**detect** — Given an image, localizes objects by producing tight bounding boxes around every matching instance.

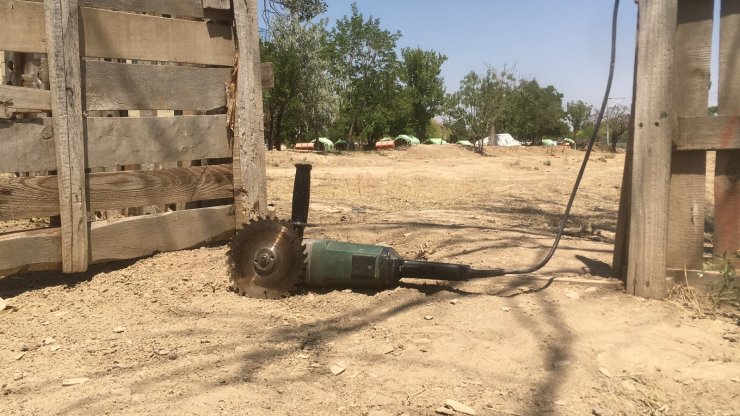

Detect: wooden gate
[613,0,739,298]
[0,0,271,276]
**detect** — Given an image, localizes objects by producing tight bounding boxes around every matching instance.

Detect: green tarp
[456,140,474,147]
[394,134,421,146]
[311,137,335,151]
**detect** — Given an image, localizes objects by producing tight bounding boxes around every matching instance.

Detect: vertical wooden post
[612,7,641,281]
[44,0,89,273]
[666,0,714,272]
[232,0,267,226]
[714,0,740,264]
[626,0,678,298]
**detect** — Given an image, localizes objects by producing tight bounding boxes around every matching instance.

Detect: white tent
[477,133,522,147]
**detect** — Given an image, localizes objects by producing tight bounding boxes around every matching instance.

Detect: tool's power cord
[470,0,621,279]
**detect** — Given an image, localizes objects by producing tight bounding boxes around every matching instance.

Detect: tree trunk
[489,122,497,145]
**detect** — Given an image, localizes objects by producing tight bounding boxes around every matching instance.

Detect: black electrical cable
[470,0,620,279]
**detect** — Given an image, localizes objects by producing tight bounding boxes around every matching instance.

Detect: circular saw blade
[228,217,305,299]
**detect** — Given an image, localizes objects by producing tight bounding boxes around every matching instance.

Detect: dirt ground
[1,146,738,416]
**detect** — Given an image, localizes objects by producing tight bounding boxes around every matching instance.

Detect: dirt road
[1,146,737,415]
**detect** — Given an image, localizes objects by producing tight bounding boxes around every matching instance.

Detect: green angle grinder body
[302,239,471,290]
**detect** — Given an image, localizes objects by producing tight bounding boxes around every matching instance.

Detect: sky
[263,0,721,109]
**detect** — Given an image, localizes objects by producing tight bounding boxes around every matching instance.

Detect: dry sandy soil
[1,146,738,416]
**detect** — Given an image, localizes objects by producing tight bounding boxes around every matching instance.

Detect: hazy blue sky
[263,1,721,108]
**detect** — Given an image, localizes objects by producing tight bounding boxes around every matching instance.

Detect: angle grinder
[228,163,469,298]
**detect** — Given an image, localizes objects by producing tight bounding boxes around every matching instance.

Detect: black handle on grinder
[291,164,312,238]
[399,260,470,281]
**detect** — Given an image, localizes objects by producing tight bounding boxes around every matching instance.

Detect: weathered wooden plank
[0,0,46,53]
[626,0,678,299]
[85,115,232,167]
[714,0,740,264]
[612,7,641,282]
[666,0,713,273]
[675,115,739,150]
[0,165,233,219]
[0,118,55,173]
[0,205,234,276]
[203,0,230,9]
[259,62,274,89]
[79,7,234,65]
[0,227,62,277]
[88,164,234,210]
[79,0,205,17]
[45,0,89,273]
[0,115,230,172]
[83,60,230,111]
[232,0,267,226]
[0,85,52,117]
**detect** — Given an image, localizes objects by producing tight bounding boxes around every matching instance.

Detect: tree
[455,67,516,140]
[605,103,630,151]
[399,47,447,140]
[440,92,471,140]
[565,100,592,137]
[261,14,335,149]
[499,79,567,143]
[263,0,327,21]
[326,3,402,145]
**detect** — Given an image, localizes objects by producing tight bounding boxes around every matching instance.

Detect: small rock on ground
[435,406,454,415]
[62,377,90,386]
[330,361,346,375]
[445,399,477,415]
[592,407,614,416]
[111,386,132,396]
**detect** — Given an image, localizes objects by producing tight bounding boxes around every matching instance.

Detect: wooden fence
[0,0,272,276]
[613,0,739,298]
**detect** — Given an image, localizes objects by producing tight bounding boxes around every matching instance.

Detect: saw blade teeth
[228,217,305,299]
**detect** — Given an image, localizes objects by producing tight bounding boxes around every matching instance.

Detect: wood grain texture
[0,205,235,277]
[79,0,205,17]
[0,227,62,277]
[676,115,739,150]
[232,0,267,226]
[85,115,232,167]
[0,85,52,117]
[626,0,678,299]
[44,0,89,273]
[714,0,740,263]
[666,0,713,272]
[0,115,230,172]
[202,0,230,9]
[83,60,230,111]
[0,118,56,173]
[0,0,46,53]
[612,8,641,282]
[0,165,233,219]
[79,7,235,65]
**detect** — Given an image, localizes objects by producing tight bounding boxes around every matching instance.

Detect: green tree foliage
[399,47,447,140]
[261,14,335,149]
[565,100,592,137]
[499,79,567,144]
[263,0,327,21]
[326,3,403,145]
[454,67,516,139]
